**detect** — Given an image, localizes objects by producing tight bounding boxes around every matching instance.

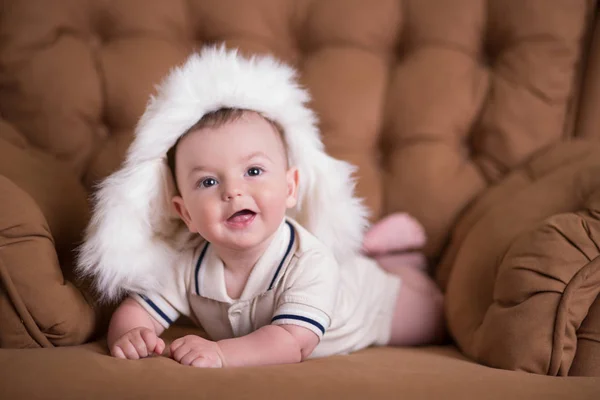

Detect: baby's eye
[246,167,263,177]
[199,177,218,188]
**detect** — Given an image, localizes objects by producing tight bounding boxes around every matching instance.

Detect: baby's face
[172,112,298,251]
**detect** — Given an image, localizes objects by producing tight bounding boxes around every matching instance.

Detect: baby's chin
[216,226,281,252]
[210,239,268,257]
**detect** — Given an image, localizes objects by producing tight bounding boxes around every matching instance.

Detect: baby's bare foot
[362,213,427,255]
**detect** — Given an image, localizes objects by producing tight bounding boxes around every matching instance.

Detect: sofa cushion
[0,123,103,348]
[440,140,600,376]
[0,0,595,260]
[0,121,90,265]
[0,174,101,348]
[576,7,600,141]
[570,293,600,376]
[1,325,600,399]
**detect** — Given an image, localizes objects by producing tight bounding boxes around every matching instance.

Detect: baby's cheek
[192,200,220,228]
[258,186,287,209]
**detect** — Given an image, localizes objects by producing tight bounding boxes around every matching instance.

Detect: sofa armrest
[0,118,90,261]
[481,210,600,375]
[441,140,600,376]
[0,175,98,347]
[0,119,104,348]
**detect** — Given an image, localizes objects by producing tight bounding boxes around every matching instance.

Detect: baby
[79,48,445,368]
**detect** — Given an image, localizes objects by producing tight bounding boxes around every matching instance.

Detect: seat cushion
[1,325,599,399]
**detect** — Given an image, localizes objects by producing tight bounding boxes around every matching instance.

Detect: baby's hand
[110,327,165,360]
[170,335,225,368]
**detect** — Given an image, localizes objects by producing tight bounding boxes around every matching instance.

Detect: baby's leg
[375,255,446,346]
[374,252,428,272]
[363,213,427,255]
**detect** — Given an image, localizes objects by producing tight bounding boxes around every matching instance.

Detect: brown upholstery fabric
[1,325,599,400]
[571,296,600,376]
[440,140,600,375]
[576,8,600,140]
[0,121,101,347]
[0,121,90,262]
[0,175,97,347]
[0,0,593,258]
[1,0,600,397]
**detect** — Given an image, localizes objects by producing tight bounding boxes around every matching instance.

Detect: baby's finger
[191,356,214,368]
[172,345,193,363]
[130,333,149,358]
[140,329,158,354]
[154,338,166,355]
[111,345,126,359]
[170,337,185,354]
[180,350,201,366]
[121,341,141,360]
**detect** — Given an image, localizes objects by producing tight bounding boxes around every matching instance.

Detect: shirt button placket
[228,305,243,337]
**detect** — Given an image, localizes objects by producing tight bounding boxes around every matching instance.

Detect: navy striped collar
[193,220,295,302]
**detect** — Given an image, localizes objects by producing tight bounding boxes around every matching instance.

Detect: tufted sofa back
[0,0,597,261]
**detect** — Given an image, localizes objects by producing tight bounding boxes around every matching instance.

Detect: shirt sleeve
[271,250,339,340]
[130,292,181,329]
[130,247,195,329]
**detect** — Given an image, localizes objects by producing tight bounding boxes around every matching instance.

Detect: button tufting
[89,35,103,50]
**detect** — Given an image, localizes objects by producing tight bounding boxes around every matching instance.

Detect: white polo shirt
[132,218,401,358]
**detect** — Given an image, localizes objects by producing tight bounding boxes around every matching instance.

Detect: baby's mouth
[227,209,256,223]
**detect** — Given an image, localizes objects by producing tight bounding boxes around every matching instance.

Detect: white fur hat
[77,46,369,301]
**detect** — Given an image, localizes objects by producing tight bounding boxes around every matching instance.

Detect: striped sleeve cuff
[130,293,180,329]
[271,303,330,340]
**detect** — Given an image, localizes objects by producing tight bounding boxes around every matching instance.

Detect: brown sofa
[1,0,600,398]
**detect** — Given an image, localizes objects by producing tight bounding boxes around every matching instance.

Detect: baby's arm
[221,324,318,365]
[107,297,166,359]
[170,324,318,367]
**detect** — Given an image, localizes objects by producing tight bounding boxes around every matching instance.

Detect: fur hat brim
[77,46,369,302]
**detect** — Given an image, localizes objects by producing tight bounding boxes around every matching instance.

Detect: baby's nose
[222,184,243,201]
